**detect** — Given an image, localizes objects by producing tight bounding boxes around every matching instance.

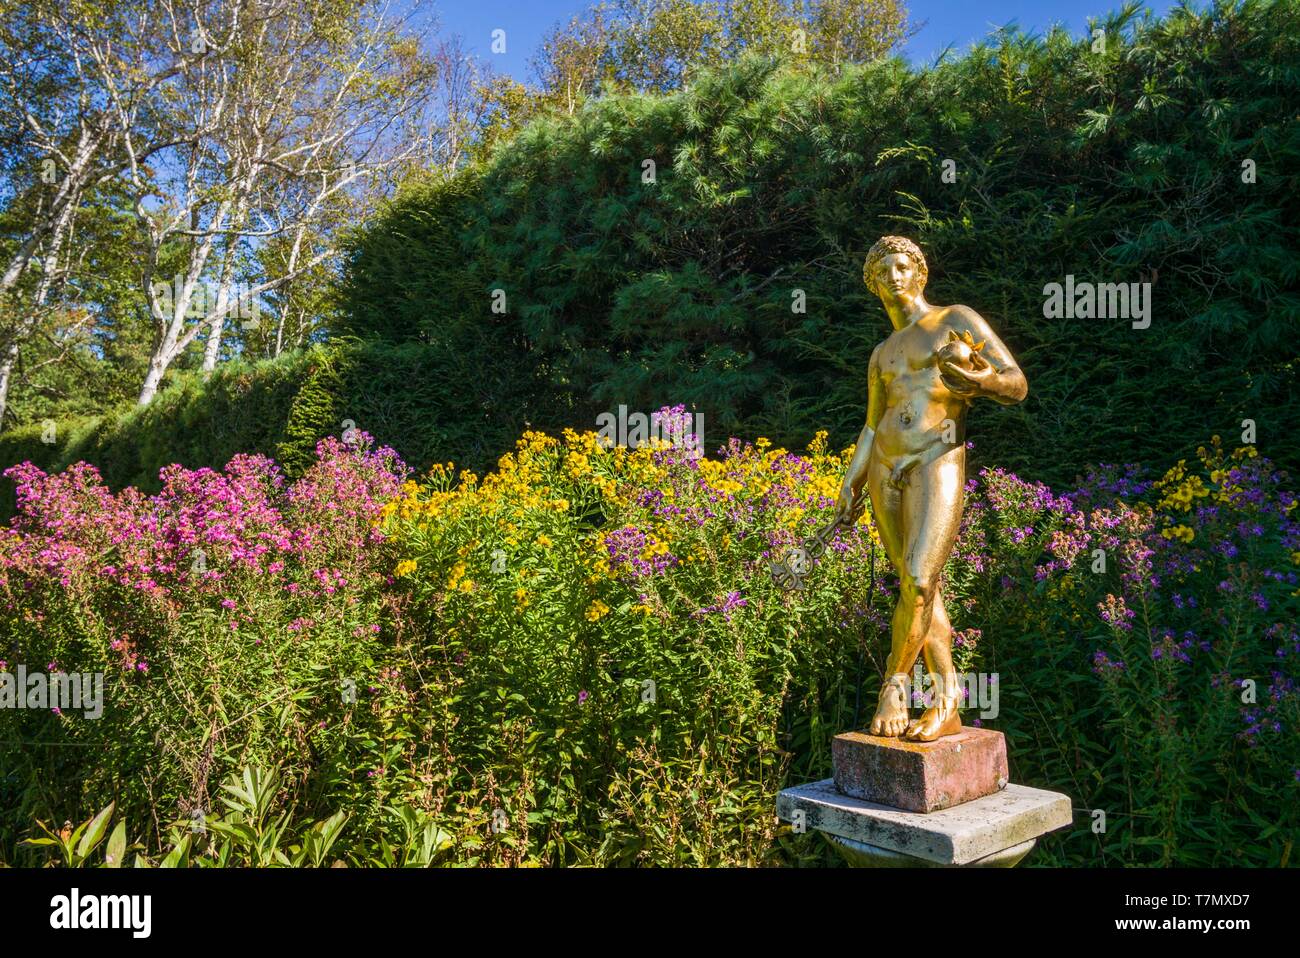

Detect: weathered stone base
[777,778,1072,866]
[832,727,1009,813]
[825,834,1037,868]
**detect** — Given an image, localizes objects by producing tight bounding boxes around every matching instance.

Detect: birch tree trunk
[0,182,81,425]
[201,228,241,374]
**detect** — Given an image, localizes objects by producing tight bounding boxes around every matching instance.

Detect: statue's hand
[939,359,994,398]
[833,484,863,526]
[888,455,920,490]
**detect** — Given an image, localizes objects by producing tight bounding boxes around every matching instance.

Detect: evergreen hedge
[0,337,557,512]
[338,0,1300,488]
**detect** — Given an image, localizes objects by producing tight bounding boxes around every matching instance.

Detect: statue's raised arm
[932,305,1028,406]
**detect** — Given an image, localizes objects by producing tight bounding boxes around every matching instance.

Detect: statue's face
[873,252,923,303]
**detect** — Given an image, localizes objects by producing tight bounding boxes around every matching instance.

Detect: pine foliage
[343,0,1300,485]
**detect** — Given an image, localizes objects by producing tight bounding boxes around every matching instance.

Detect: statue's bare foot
[902,698,961,742]
[869,676,910,737]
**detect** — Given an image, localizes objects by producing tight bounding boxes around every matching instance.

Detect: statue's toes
[905,715,934,741]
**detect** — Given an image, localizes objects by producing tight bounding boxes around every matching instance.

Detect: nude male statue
[832,236,1028,742]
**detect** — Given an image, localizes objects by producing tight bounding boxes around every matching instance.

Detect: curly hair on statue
[863,235,928,297]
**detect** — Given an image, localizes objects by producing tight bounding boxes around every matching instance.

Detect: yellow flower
[537,534,553,549]
[638,536,669,560]
[585,599,610,622]
[394,559,417,577]
[514,587,530,608]
[565,452,591,478]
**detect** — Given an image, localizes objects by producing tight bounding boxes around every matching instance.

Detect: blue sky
[433,0,1183,82]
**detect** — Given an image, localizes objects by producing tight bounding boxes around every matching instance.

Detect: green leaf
[104,821,127,868]
[77,803,115,860]
[160,835,191,868]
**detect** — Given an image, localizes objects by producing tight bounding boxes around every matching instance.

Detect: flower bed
[1,416,1295,866]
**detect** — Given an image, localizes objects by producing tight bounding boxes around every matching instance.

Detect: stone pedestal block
[832,727,1009,813]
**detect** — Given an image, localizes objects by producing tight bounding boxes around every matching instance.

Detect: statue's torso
[872,306,972,463]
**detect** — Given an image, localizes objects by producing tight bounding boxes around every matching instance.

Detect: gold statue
[833,237,1027,742]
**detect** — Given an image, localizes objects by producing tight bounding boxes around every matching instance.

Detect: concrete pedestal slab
[777,777,1072,866]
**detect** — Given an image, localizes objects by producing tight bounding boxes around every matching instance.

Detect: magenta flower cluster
[0,434,407,666]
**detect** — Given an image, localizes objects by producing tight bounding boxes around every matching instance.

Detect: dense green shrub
[0,351,327,496]
[342,0,1300,489]
[0,338,554,512]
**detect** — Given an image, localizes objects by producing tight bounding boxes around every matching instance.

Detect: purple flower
[1092,651,1126,676]
[1098,594,1135,631]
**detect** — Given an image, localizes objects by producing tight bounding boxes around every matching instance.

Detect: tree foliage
[481,0,913,149]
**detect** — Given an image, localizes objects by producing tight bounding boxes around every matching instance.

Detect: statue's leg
[865,455,911,737]
[899,447,965,742]
[906,588,961,740]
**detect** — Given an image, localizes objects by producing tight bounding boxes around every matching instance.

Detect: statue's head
[863,235,928,302]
